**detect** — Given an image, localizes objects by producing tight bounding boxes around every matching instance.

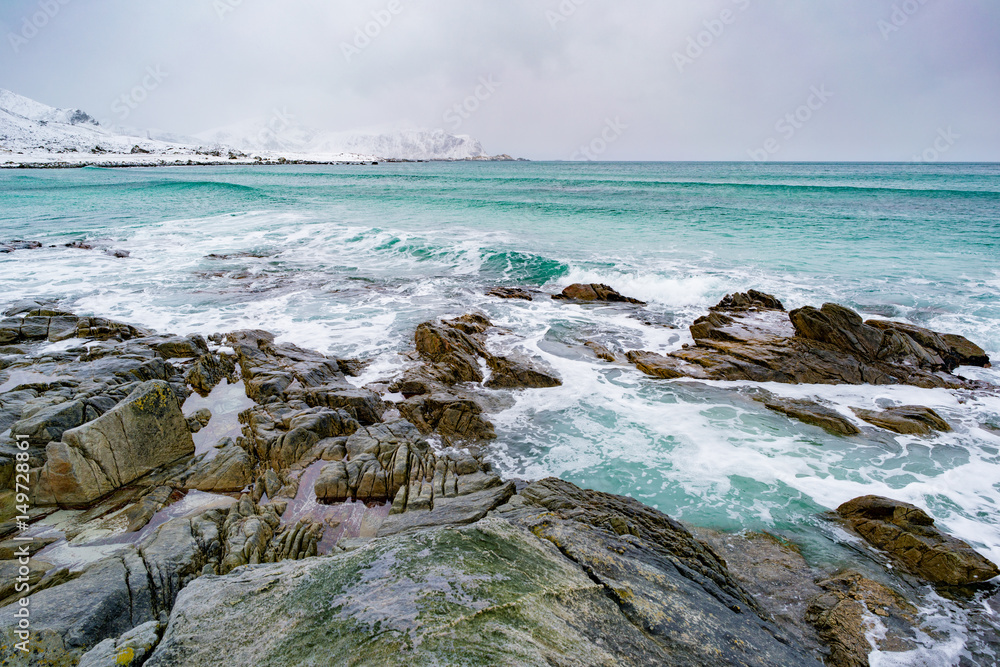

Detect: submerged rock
[837,495,1000,586]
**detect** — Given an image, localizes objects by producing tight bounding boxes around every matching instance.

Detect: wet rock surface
[850,405,952,435]
[837,495,1000,586]
[753,391,861,436]
[144,508,820,667]
[806,570,919,667]
[552,282,646,304]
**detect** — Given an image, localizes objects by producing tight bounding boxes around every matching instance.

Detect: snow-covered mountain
[196,118,499,161]
[0,89,515,165]
[0,88,190,155]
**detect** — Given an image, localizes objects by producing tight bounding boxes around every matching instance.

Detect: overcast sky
[1,0,998,161]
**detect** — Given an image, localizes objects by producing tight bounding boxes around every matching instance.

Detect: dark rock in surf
[628,294,991,389]
[486,286,534,300]
[585,340,620,362]
[753,393,860,436]
[806,571,919,667]
[850,405,951,435]
[837,495,1000,586]
[711,290,785,312]
[553,283,646,305]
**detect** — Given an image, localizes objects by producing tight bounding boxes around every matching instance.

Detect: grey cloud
[0,0,997,160]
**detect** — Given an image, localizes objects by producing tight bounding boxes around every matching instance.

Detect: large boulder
[144,515,819,666]
[837,495,999,586]
[35,380,195,507]
[182,443,254,493]
[492,478,823,665]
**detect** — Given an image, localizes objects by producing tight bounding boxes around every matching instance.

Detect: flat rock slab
[837,495,999,586]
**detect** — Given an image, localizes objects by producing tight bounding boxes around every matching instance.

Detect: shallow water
[2,162,999,661]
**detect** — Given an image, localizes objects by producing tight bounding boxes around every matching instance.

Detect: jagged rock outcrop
[0,312,149,345]
[300,386,385,424]
[711,289,785,312]
[315,419,430,504]
[184,352,235,396]
[218,494,282,573]
[312,418,511,534]
[837,495,999,586]
[34,380,195,507]
[850,405,951,435]
[552,283,646,304]
[629,293,991,388]
[391,313,560,443]
[238,403,358,470]
[226,330,358,405]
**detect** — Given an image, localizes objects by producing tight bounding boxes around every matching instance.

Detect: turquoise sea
[2,162,1000,662]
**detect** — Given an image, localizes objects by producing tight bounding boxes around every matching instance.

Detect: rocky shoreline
[0,287,997,665]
